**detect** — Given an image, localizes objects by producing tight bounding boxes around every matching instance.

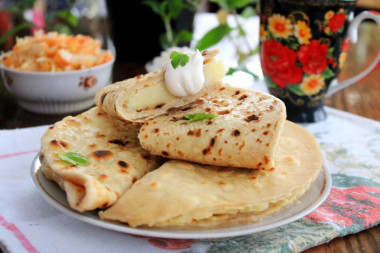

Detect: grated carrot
[0,30,113,72]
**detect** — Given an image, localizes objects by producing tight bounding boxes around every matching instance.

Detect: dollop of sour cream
[163,50,205,97]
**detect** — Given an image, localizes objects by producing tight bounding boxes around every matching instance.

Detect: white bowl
[0,58,115,114]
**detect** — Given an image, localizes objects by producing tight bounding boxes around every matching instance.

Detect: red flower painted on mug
[260,39,303,88]
[342,38,350,52]
[149,238,193,250]
[306,186,380,227]
[329,13,346,32]
[297,40,329,75]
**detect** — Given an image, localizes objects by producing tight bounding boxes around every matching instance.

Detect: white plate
[30,154,332,239]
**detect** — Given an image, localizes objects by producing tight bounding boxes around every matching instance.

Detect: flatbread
[40,107,163,212]
[94,50,224,122]
[99,121,323,228]
[138,86,286,170]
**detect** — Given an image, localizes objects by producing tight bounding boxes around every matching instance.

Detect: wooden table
[0,22,379,253]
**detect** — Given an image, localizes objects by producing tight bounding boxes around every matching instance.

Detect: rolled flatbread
[99,121,323,228]
[40,107,163,212]
[94,50,225,122]
[138,86,286,170]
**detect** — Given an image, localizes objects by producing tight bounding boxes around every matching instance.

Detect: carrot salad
[1,31,113,72]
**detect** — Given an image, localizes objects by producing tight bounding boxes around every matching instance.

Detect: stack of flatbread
[40,50,323,229]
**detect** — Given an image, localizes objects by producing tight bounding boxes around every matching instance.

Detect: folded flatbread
[138,86,286,170]
[99,121,323,228]
[40,107,163,212]
[94,50,225,122]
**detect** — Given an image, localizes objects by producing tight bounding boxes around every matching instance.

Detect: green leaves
[322,67,335,79]
[195,24,232,51]
[170,51,190,69]
[58,152,90,166]
[211,0,253,9]
[327,47,334,58]
[159,30,193,49]
[56,9,79,27]
[226,66,259,80]
[143,0,193,49]
[185,113,217,123]
[0,22,34,46]
[287,84,304,96]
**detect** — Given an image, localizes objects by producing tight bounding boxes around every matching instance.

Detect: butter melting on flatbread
[40,107,163,212]
[99,121,323,228]
[139,86,286,170]
[94,50,225,122]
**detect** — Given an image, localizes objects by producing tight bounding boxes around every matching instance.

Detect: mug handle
[326,11,380,97]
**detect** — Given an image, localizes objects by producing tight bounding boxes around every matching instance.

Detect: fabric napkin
[0,107,379,253]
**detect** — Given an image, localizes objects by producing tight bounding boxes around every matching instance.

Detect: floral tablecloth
[0,106,379,253]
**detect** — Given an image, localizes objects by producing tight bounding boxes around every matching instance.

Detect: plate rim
[30,153,332,239]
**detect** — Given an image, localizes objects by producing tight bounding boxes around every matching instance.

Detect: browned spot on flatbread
[202,147,211,155]
[101,202,109,208]
[179,161,191,167]
[50,139,68,148]
[239,140,246,150]
[219,87,226,91]
[150,182,158,187]
[177,150,184,156]
[263,131,269,135]
[217,128,225,133]
[153,128,159,133]
[118,160,129,168]
[155,103,165,109]
[187,129,202,137]
[210,136,217,147]
[218,148,223,156]
[132,177,138,183]
[231,130,240,137]
[250,176,257,180]
[239,94,248,100]
[217,110,231,115]
[108,139,129,146]
[233,90,241,96]
[91,150,113,159]
[141,154,151,162]
[98,174,108,181]
[96,133,105,138]
[218,181,227,186]
[264,156,269,164]
[100,92,108,105]
[181,106,193,111]
[162,151,169,156]
[88,144,97,149]
[119,168,128,174]
[205,108,211,112]
[245,114,259,122]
